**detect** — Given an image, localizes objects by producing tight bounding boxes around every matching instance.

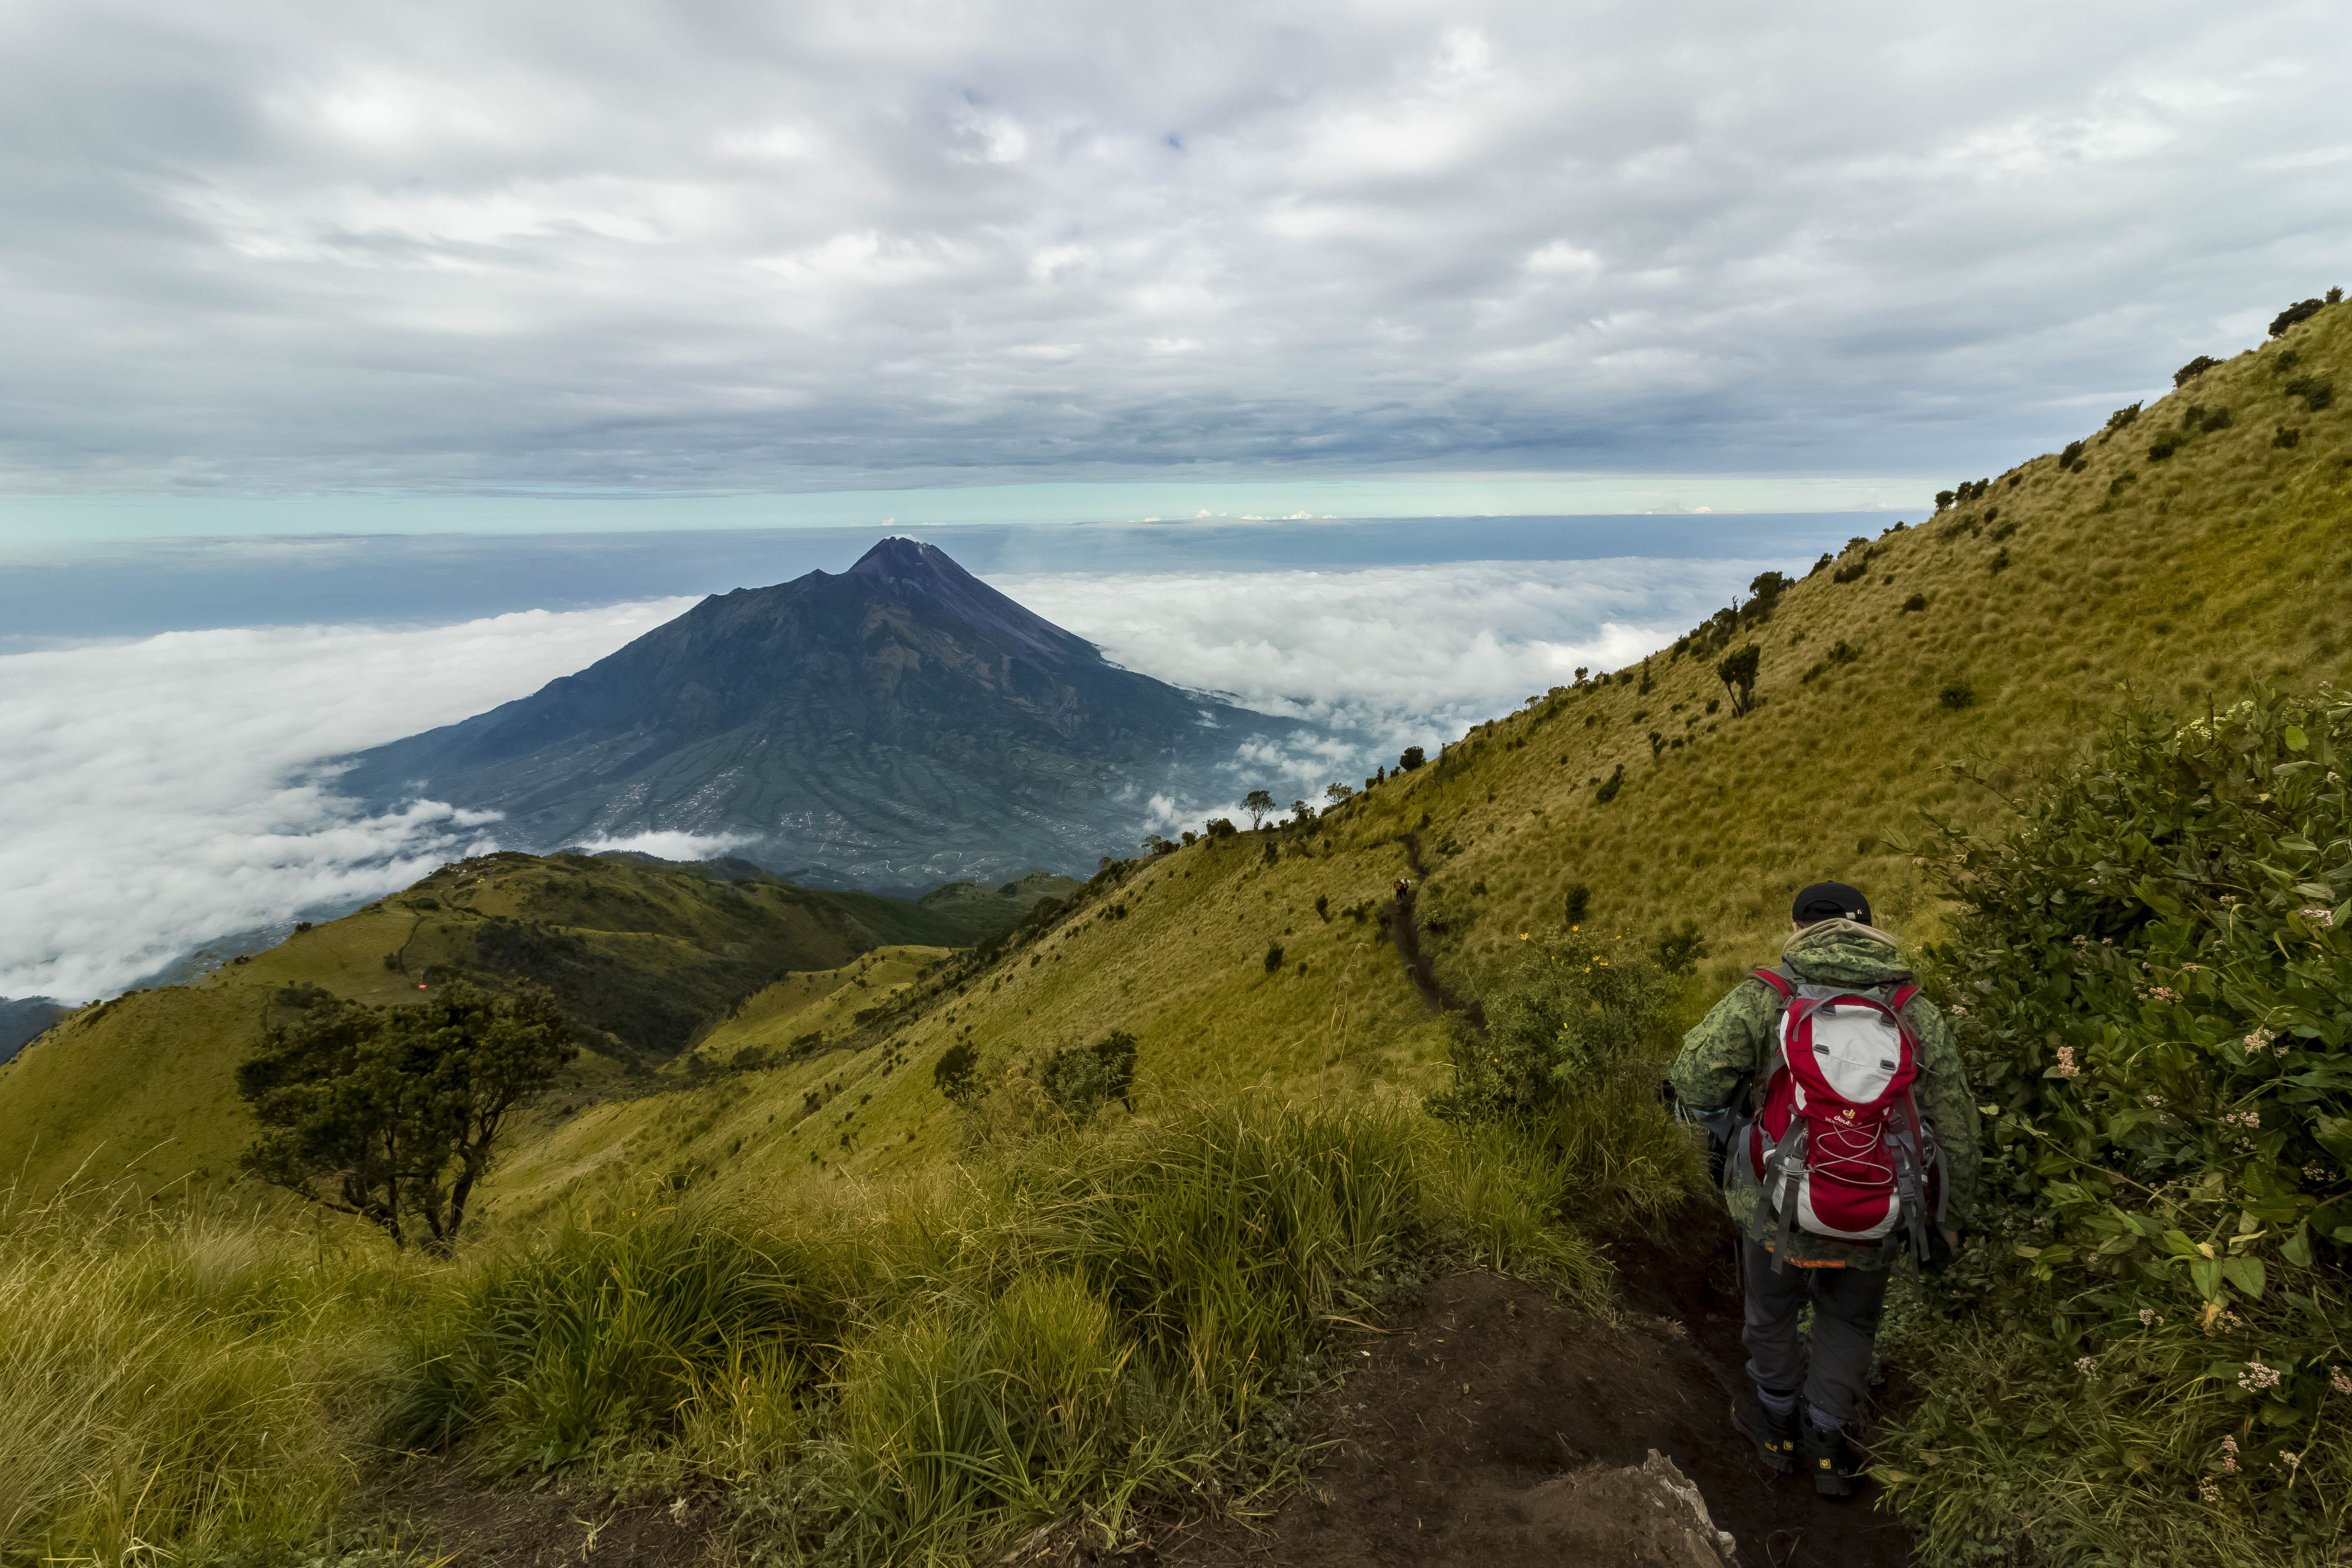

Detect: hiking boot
[1802,1419,1865,1499]
[1731,1392,1798,1474]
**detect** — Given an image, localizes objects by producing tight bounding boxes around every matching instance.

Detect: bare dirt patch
[373,1461,722,1568]
[1161,1208,1913,1568]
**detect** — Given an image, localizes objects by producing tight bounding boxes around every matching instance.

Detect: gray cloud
[2,1,2343,501]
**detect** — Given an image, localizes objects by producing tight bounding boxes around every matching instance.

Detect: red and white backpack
[1738,965,1943,1269]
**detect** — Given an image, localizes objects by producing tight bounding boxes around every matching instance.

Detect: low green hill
[0,852,1006,1195]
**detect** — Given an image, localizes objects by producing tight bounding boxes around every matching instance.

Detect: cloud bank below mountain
[1,556,1759,999]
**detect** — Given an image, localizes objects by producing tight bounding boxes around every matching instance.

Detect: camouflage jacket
[1669,919,1980,1270]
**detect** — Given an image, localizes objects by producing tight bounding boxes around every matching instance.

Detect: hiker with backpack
[1667,882,1978,1499]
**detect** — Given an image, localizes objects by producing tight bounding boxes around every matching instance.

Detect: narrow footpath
[1387,832,1485,1027]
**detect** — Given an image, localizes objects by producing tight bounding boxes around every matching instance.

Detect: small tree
[1203,817,1237,840]
[1325,781,1355,805]
[1398,746,1427,771]
[1242,789,1277,830]
[934,1042,982,1105]
[2173,355,2220,387]
[1715,643,1761,716]
[1289,798,1315,824]
[1564,884,1592,925]
[238,982,576,1255]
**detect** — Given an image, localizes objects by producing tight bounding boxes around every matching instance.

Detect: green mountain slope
[7,296,2347,1221]
[361,293,2352,1223]
[0,852,1014,1194]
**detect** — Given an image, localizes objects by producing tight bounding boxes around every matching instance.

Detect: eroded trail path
[1387,833,1484,1026]
[1161,1205,1913,1568]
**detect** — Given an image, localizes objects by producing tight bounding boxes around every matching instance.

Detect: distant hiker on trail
[1668,882,1979,1500]
[1394,877,1411,900]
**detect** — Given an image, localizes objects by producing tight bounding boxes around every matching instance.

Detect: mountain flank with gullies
[337,537,1307,889]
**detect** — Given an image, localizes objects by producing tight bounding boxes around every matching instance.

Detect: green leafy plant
[1425,927,1675,1127]
[1883,687,2352,1558]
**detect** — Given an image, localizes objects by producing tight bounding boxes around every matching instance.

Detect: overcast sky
[1,0,2344,535]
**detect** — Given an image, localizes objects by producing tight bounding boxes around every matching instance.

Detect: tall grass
[0,1184,419,1565]
[4,1093,1618,1568]
[374,1094,1608,1562]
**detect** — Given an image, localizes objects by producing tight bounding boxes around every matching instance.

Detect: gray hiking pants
[1739,1237,1890,1430]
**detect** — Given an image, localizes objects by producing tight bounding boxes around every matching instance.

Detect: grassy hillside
[9,297,2346,1223]
[2,292,2346,1568]
[0,852,1018,1196]
[545,290,2352,1213]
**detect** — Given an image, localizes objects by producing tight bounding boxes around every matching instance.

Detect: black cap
[1793,881,1871,927]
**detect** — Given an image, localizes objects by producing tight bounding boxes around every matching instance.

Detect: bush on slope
[1883,686,2352,1564]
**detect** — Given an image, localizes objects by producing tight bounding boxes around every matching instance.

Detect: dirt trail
[1161,1204,1913,1568]
[1388,833,1485,1026]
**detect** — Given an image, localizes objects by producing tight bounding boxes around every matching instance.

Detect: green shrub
[1034,1032,1138,1123]
[1904,593,1929,612]
[1652,919,1708,975]
[2175,355,2221,386]
[1425,927,1675,1127]
[2284,374,2335,413]
[383,1209,837,1471]
[1939,683,1977,710]
[2270,298,2325,337]
[1594,763,1624,804]
[1883,688,2352,1561]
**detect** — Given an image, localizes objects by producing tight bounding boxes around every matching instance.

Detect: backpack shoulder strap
[1750,965,1797,1000]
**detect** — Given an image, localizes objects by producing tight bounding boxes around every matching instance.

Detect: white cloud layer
[0,557,1752,999]
[0,600,692,1001]
[1,2,2345,501]
[1000,556,1762,818]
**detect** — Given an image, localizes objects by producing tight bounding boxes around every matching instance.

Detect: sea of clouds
[0,557,1761,1001]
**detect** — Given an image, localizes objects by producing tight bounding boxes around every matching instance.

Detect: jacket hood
[1779,918,1915,987]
